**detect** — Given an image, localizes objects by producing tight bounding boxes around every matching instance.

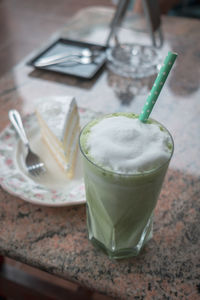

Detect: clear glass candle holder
[106,44,161,102]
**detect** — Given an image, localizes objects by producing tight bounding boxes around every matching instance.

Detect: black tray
[28,38,107,79]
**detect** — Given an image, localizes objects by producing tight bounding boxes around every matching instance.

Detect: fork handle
[8,110,29,147]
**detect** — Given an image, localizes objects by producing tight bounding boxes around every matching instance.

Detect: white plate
[0,108,100,206]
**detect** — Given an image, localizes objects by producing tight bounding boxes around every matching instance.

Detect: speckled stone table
[0,7,200,300]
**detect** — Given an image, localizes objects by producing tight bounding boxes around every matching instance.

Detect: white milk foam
[86,116,172,173]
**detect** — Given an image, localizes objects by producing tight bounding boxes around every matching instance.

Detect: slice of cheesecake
[36,96,80,179]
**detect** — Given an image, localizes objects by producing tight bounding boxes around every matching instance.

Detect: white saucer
[0,108,100,206]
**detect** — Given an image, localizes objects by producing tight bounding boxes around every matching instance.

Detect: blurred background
[0,0,200,77]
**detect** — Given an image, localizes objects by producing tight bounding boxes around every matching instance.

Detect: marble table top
[0,7,200,300]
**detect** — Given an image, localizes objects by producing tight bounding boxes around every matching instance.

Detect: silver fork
[8,109,46,177]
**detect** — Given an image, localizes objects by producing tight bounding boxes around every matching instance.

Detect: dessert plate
[0,108,99,207]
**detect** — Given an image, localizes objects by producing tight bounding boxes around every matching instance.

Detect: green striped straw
[139,51,177,123]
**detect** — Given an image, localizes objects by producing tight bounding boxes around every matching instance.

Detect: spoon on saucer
[35,48,98,67]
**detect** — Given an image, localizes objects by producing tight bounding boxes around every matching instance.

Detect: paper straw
[139,51,177,123]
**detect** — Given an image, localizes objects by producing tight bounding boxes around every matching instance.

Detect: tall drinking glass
[79,113,174,259]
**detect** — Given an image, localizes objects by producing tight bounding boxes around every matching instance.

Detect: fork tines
[27,163,46,177]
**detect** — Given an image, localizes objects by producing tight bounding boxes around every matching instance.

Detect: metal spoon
[35,48,96,67]
[58,55,98,67]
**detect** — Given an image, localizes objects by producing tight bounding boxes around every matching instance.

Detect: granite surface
[0,7,200,300]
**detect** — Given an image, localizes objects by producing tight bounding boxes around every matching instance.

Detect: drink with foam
[79,113,173,259]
